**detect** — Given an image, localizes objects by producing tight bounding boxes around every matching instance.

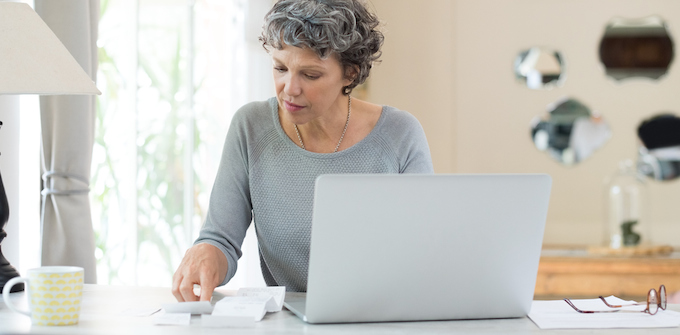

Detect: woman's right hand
[172,243,228,302]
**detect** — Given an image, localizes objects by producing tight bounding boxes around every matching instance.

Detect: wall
[369,0,680,246]
[369,0,456,173]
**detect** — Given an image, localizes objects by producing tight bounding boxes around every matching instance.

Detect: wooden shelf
[535,246,680,301]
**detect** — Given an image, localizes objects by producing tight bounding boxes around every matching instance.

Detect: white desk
[1,284,679,334]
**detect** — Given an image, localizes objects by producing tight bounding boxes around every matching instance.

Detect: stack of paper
[162,301,214,314]
[203,287,286,327]
[529,296,680,329]
[154,286,286,328]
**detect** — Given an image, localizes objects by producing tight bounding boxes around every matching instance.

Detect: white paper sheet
[237,286,286,312]
[162,301,214,315]
[529,296,680,329]
[212,296,269,321]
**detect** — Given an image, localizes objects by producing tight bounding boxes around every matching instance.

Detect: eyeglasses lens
[659,285,667,310]
[648,289,659,315]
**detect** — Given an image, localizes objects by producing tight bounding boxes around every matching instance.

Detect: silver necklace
[294,95,351,153]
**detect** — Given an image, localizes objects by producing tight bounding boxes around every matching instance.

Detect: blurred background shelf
[535,245,680,302]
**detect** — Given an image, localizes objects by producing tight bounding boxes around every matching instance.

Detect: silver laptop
[284,174,552,324]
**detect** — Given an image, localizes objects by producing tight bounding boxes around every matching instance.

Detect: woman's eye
[305,74,320,80]
[274,67,286,73]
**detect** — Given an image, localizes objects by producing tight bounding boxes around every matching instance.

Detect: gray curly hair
[259,0,384,95]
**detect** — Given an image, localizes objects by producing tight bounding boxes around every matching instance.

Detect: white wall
[369,0,680,246]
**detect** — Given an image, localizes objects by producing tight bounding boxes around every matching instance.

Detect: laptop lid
[295,174,552,324]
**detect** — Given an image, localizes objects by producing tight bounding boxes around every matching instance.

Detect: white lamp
[0,2,100,293]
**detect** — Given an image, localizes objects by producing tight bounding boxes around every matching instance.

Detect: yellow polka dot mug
[2,266,84,326]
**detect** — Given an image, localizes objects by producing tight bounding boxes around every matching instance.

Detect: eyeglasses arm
[564,298,621,314]
[599,296,630,308]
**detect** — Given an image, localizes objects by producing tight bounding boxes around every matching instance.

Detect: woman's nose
[284,74,302,96]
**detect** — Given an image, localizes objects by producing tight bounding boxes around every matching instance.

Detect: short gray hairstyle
[260,0,384,95]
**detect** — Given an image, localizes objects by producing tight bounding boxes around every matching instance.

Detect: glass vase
[604,160,650,249]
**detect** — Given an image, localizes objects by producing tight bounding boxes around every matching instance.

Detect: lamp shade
[0,2,100,95]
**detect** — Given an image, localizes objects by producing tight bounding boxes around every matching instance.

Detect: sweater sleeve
[194,107,254,286]
[382,108,434,174]
[401,114,434,174]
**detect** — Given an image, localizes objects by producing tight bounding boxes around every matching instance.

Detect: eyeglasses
[564,285,667,315]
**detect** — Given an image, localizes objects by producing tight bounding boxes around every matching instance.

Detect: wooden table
[535,247,680,301]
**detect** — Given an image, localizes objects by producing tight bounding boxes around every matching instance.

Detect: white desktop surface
[1,284,679,334]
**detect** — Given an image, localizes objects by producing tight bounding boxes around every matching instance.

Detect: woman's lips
[284,100,304,112]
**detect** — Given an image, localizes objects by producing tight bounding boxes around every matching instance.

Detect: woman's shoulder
[371,105,433,172]
[231,98,278,127]
[378,105,425,134]
[368,104,429,152]
[225,98,280,149]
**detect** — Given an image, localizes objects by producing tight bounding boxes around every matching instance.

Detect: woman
[172,0,433,301]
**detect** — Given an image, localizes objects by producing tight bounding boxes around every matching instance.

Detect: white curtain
[35,0,99,283]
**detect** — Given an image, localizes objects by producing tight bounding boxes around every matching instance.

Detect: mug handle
[2,277,31,317]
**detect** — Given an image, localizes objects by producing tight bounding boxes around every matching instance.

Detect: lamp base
[0,251,23,293]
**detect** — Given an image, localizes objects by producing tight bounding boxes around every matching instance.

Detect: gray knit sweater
[195,97,434,292]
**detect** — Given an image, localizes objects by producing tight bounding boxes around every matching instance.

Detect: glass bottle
[604,160,650,249]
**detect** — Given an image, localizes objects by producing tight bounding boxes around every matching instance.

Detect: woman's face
[272,44,352,125]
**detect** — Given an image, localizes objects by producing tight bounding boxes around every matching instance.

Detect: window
[93,0,270,287]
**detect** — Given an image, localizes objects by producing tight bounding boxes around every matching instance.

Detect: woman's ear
[344,65,359,84]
